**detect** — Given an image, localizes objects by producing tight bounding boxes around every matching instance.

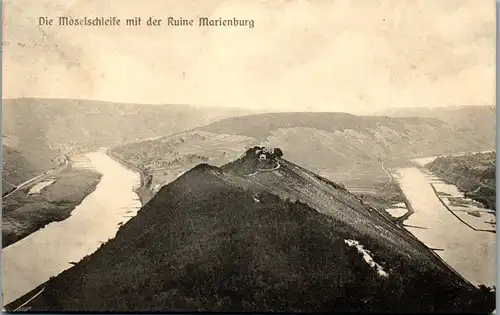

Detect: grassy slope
[2,168,102,247]
[427,152,496,210]
[10,160,494,312]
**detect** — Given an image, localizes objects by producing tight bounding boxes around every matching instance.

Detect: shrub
[274,148,283,158]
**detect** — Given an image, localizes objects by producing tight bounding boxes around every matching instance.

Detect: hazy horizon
[2,97,494,116]
[3,0,495,114]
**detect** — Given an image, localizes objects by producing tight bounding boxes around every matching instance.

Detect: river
[2,149,142,306]
[394,155,496,287]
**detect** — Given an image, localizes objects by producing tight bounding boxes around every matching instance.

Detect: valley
[110,110,494,210]
[3,0,496,310]
[4,147,495,313]
[1,98,250,245]
[2,98,250,191]
[2,103,496,313]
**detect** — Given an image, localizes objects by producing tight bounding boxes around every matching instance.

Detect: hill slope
[374,105,496,148]
[2,144,57,195]
[198,112,442,140]
[8,148,494,312]
[2,98,249,187]
[113,111,493,192]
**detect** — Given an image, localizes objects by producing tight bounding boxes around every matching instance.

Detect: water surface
[394,167,495,286]
[2,150,142,305]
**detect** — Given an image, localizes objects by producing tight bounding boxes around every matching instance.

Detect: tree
[275,148,283,158]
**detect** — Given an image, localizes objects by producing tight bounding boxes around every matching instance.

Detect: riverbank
[393,167,496,287]
[2,151,142,306]
[107,149,154,205]
[2,167,102,248]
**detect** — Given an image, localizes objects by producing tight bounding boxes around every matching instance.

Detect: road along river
[393,163,496,287]
[2,149,142,305]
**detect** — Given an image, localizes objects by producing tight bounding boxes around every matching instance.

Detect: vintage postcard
[1,0,496,312]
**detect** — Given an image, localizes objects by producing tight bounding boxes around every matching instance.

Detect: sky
[2,0,496,113]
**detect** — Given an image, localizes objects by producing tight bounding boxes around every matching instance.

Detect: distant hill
[9,148,494,312]
[2,98,249,187]
[113,111,494,191]
[373,105,496,148]
[199,112,446,140]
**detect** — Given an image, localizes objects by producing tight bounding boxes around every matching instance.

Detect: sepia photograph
[1,0,497,313]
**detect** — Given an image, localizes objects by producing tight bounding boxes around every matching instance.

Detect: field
[112,131,257,191]
[2,167,102,247]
